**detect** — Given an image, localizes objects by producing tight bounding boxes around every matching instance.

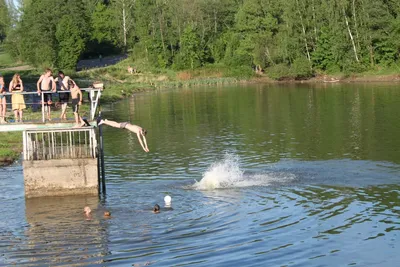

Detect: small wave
[193,154,296,190]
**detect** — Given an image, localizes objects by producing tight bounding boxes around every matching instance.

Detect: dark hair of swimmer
[142,129,147,136]
[58,71,64,76]
[153,204,160,213]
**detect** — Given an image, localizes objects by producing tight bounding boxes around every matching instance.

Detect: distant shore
[249,73,400,84]
[1,58,399,166]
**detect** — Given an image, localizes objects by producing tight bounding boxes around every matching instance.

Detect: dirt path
[0,65,33,71]
[76,54,127,71]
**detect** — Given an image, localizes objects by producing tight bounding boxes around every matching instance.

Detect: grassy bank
[1,50,399,165]
[77,58,400,103]
[0,133,22,165]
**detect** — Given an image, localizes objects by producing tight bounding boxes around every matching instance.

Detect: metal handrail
[1,87,101,95]
[0,88,102,122]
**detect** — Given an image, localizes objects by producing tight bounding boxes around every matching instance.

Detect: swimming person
[97,118,150,152]
[84,206,91,216]
[153,204,160,213]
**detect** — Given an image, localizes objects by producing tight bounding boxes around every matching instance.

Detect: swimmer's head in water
[153,204,160,213]
[141,129,147,136]
[104,211,111,217]
[84,206,91,215]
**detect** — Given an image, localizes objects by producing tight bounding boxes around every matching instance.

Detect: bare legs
[44,105,51,121]
[98,119,120,128]
[13,109,23,122]
[0,98,6,123]
[60,103,67,120]
[73,112,85,127]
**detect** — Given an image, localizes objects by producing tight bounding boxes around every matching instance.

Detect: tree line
[1,0,400,79]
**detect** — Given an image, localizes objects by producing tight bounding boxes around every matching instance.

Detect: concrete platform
[23,158,98,198]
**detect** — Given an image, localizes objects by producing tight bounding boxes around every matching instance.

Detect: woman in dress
[9,73,26,123]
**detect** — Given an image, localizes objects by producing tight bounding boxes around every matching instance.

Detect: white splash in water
[194,154,243,190]
[193,154,296,190]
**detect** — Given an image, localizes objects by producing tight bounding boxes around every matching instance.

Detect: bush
[291,57,313,79]
[342,60,368,75]
[266,64,293,80]
[224,65,254,78]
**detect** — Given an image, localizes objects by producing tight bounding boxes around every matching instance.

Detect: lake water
[1,83,400,266]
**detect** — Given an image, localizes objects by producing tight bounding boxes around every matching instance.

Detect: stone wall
[23,158,98,198]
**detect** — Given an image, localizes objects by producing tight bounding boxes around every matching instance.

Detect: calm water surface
[1,83,400,266]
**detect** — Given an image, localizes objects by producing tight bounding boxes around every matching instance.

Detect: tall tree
[55,0,88,69]
[0,0,10,42]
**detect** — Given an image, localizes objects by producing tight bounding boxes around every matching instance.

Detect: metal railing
[0,88,102,122]
[23,127,97,160]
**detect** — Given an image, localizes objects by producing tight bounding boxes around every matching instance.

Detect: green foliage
[292,57,313,79]
[3,0,400,77]
[224,66,254,78]
[0,45,16,68]
[174,26,203,70]
[266,63,293,80]
[312,27,336,71]
[0,0,10,42]
[17,0,64,67]
[3,28,23,61]
[90,3,119,46]
[55,0,88,70]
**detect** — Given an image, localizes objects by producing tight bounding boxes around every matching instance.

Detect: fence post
[97,112,106,193]
[41,92,45,123]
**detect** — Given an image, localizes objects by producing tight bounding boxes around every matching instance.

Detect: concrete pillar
[23,158,98,198]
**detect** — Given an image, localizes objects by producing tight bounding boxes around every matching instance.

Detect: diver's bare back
[125,124,142,134]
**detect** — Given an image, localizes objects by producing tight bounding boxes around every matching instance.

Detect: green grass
[0,132,22,165]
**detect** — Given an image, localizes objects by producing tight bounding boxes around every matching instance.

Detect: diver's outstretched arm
[137,133,149,152]
[142,135,149,152]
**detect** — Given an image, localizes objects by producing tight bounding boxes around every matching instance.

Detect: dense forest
[1,0,400,79]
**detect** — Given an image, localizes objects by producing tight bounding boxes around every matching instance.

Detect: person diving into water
[97,118,150,152]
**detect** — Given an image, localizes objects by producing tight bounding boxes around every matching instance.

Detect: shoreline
[1,73,399,166]
[248,73,400,84]
[99,73,400,103]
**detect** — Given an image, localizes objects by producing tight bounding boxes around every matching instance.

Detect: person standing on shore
[37,68,56,121]
[9,73,26,123]
[0,75,7,123]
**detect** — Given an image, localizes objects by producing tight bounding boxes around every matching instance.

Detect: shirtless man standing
[55,71,72,120]
[69,80,84,127]
[37,68,56,121]
[98,118,149,152]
